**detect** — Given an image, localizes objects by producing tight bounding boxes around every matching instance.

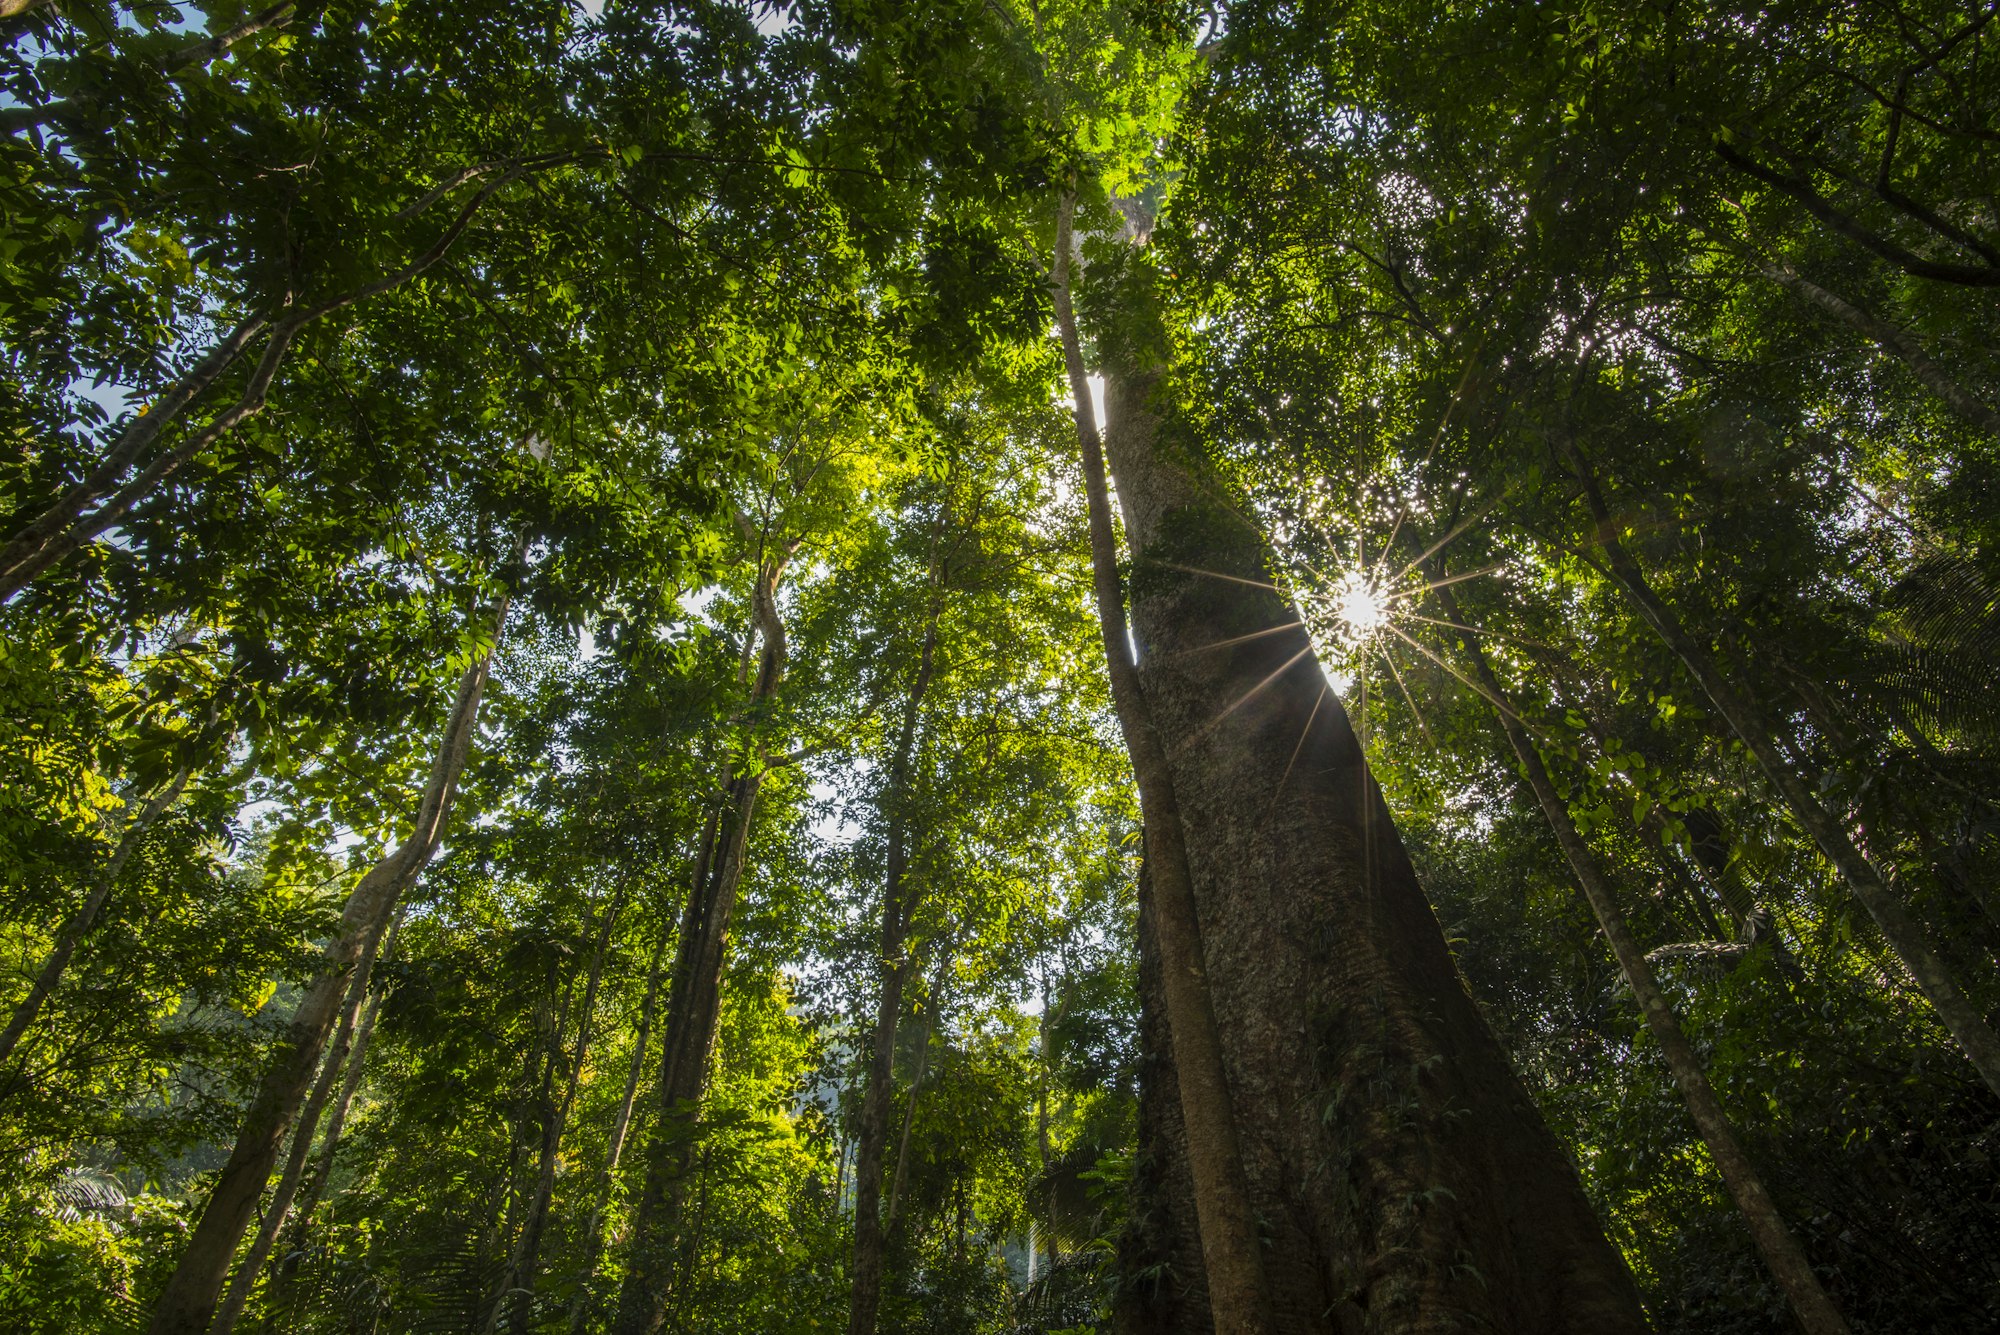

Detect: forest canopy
[1,1,1997,1333]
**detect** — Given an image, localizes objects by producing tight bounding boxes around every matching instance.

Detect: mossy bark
[1102,365,1650,1334]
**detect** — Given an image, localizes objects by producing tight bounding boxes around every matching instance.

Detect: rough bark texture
[148,619,507,1335]
[612,554,792,1335]
[1559,434,2000,1098]
[1444,589,1850,1335]
[1053,193,1275,1335]
[1116,863,1211,1335]
[847,615,939,1335]
[1100,362,1651,1334]
[885,942,950,1231]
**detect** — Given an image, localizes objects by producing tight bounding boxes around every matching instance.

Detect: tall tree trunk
[489,881,628,1333]
[847,611,940,1335]
[1052,191,1277,1335]
[0,764,191,1074]
[0,166,539,604]
[147,591,512,1335]
[566,931,669,1334]
[612,553,793,1335]
[1072,244,1650,1330]
[271,967,389,1299]
[1758,260,2000,437]
[886,942,952,1232]
[209,913,401,1335]
[1439,583,1851,1335]
[1116,861,1212,1333]
[1556,433,2000,1098]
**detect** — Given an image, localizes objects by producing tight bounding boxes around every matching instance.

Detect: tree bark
[885,941,951,1232]
[1759,261,2000,437]
[1052,191,1277,1335]
[487,881,628,1333]
[147,592,512,1335]
[272,968,388,1297]
[0,764,191,1074]
[847,610,940,1335]
[1439,582,1850,1335]
[209,913,399,1335]
[1073,235,1650,1330]
[612,553,793,1335]
[0,163,540,603]
[566,931,669,1333]
[1556,433,2000,1098]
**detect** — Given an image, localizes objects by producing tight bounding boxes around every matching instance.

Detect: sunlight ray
[1400,610,1554,652]
[1153,619,1307,661]
[1389,493,1502,587]
[1379,345,1486,561]
[1261,680,1327,826]
[1383,622,1535,729]
[1392,559,1510,599]
[1172,643,1317,756]
[1145,559,1284,592]
[1379,646,1437,748]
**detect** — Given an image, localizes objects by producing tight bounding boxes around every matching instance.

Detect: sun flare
[1333,569,1390,645]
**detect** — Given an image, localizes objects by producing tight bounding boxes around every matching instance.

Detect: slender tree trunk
[886,943,951,1232]
[1051,190,1276,1335]
[147,593,512,1335]
[209,914,400,1335]
[1759,261,2000,437]
[0,765,191,1074]
[566,931,669,1334]
[1117,860,1212,1333]
[1036,984,1054,1276]
[272,972,388,1298]
[489,882,628,1333]
[847,612,940,1335]
[1440,583,1851,1335]
[1557,433,2000,1098]
[0,319,297,603]
[1068,212,1650,1329]
[1,166,536,604]
[612,557,793,1335]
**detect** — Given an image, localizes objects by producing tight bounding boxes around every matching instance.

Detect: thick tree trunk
[1091,354,1651,1328]
[209,915,399,1335]
[1052,192,1276,1335]
[847,613,939,1335]
[612,558,792,1335]
[1557,434,2000,1098]
[147,611,509,1335]
[1442,587,1850,1335]
[0,765,191,1073]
